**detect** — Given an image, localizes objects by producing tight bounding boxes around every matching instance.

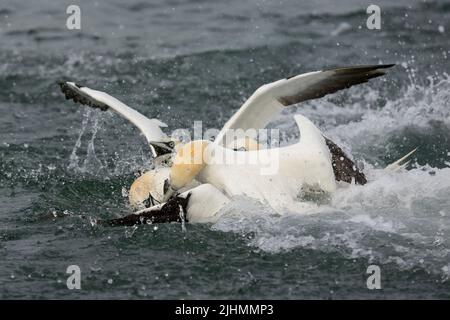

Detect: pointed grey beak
[162,188,176,202]
[162,178,176,202]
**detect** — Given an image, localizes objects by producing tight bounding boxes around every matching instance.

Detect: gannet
[58,64,414,224]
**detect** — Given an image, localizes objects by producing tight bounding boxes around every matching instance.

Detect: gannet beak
[162,188,175,202]
[162,178,176,202]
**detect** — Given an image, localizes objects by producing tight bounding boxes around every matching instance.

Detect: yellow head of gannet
[128,169,169,209]
[163,140,211,201]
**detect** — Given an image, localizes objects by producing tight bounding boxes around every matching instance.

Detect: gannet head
[163,140,211,201]
[151,138,183,166]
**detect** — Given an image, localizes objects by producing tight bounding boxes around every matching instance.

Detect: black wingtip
[379,63,395,69]
[57,80,85,89]
[331,64,395,73]
[57,80,109,111]
[104,194,192,226]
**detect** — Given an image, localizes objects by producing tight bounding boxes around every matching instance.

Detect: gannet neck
[170,140,211,190]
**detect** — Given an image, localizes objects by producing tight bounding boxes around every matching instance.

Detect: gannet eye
[233,147,247,151]
[160,157,173,167]
[167,141,175,148]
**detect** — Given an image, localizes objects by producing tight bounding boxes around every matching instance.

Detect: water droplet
[89,217,98,227]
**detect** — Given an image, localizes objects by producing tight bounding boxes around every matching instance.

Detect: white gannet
[58,64,415,224]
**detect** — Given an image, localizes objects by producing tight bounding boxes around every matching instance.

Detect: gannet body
[196,115,336,213]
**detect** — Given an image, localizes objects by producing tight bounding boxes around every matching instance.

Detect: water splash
[68,109,91,171]
[68,109,105,174]
[179,205,187,233]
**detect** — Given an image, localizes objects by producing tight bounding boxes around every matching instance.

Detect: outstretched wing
[58,81,173,158]
[215,64,395,145]
[324,137,367,185]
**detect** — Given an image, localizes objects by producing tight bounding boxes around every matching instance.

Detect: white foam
[213,74,450,278]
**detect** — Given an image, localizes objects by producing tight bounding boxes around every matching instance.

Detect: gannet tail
[385,147,418,171]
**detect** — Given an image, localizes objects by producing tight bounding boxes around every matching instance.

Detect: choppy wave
[213,165,450,278]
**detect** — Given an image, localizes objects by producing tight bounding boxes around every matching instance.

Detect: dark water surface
[1,0,450,299]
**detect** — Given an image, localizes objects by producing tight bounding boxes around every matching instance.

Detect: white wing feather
[215,65,394,146]
[59,82,170,157]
